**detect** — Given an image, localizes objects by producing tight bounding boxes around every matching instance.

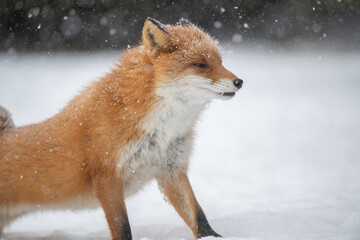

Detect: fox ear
[143,18,170,52]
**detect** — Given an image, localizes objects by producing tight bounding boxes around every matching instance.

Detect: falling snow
[1,48,359,240]
[1,1,360,239]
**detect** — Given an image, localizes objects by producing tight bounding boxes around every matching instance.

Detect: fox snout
[218,78,243,97]
[213,65,243,92]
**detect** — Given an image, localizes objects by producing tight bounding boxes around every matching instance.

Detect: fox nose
[233,78,243,89]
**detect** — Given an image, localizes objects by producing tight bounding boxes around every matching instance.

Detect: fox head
[142,18,243,103]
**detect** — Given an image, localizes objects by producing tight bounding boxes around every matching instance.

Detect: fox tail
[0,105,15,131]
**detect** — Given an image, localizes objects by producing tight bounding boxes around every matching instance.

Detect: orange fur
[0,18,241,239]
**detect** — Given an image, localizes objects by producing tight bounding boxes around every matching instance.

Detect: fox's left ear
[143,18,170,53]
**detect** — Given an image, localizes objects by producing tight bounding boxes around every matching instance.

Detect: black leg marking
[121,221,132,240]
[196,207,222,238]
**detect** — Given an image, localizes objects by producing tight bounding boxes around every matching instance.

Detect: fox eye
[193,63,209,69]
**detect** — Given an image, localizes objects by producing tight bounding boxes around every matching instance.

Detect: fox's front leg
[93,173,132,240]
[157,172,221,239]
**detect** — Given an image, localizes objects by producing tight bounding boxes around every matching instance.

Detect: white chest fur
[117,97,206,196]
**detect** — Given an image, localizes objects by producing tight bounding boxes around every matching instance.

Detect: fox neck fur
[97,47,208,196]
[55,45,207,198]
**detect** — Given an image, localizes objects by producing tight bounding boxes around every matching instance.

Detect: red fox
[0,18,243,239]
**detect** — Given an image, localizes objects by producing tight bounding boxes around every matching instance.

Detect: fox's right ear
[143,18,170,53]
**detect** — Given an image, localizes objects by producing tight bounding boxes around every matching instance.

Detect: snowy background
[2,1,360,52]
[0,47,360,240]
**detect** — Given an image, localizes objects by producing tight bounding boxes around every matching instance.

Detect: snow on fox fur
[0,18,243,240]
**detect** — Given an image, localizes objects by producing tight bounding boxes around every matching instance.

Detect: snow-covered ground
[0,48,360,240]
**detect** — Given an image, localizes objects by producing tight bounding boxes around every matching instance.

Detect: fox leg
[157,172,221,239]
[93,173,131,240]
[0,209,28,236]
[0,216,15,236]
[0,209,8,236]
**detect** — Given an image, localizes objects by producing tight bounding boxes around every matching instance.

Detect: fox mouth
[217,92,236,97]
